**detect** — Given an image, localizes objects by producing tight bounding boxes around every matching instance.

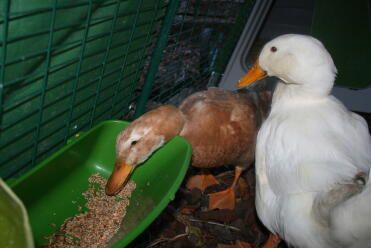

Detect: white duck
[237,34,371,248]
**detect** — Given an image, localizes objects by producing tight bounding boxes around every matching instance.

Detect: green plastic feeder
[6,120,192,247]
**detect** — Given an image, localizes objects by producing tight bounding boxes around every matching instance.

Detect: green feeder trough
[6,120,192,247]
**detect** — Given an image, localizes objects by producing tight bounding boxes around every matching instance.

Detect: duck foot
[208,187,236,210]
[208,167,243,210]
[262,234,281,248]
[186,170,219,191]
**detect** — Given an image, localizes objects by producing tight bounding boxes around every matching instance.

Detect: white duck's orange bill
[237,60,267,87]
[105,162,135,195]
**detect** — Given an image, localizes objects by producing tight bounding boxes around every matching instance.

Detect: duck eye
[270,46,277,52]
[131,140,138,146]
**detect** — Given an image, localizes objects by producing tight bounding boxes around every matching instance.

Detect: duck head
[105,105,184,195]
[237,34,337,96]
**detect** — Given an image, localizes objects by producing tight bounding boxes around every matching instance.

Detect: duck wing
[179,88,258,168]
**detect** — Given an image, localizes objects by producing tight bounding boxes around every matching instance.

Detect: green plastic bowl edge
[5,120,119,188]
[113,128,192,247]
[6,120,193,248]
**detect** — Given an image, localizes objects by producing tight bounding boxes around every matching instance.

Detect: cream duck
[105,87,268,210]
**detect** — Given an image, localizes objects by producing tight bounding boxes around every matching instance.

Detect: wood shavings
[45,173,136,248]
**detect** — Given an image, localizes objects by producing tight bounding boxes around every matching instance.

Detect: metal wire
[0,0,254,179]
[109,0,144,118]
[0,0,10,144]
[0,0,169,178]
[142,0,253,110]
[30,0,58,169]
[64,0,93,143]
[88,0,121,128]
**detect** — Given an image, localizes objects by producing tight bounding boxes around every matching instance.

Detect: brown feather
[179,87,261,169]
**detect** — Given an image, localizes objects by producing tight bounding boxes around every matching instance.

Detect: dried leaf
[180,206,197,215]
[186,174,220,191]
[236,240,253,248]
[217,240,252,248]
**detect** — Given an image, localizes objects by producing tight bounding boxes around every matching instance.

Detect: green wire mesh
[0,0,169,179]
[136,0,255,109]
[0,0,255,180]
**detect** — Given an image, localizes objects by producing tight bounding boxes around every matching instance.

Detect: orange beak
[105,161,135,195]
[236,60,267,87]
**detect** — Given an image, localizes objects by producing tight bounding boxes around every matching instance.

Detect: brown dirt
[127,165,284,248]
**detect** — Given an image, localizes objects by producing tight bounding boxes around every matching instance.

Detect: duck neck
[164,108,186,141]
[271,80,331,111]
[144,105,186,142]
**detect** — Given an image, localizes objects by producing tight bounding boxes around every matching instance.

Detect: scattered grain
[45,173,136,248]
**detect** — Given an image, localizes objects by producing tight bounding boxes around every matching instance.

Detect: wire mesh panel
[0,0,169,179]
[137,0,255,109]
[0,0,255,179]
